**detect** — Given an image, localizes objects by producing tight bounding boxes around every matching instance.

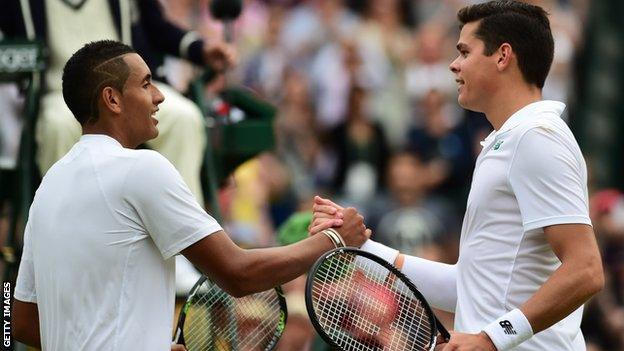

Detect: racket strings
[184,282,282,351]
[311,252,435,351]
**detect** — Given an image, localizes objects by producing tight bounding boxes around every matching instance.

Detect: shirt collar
[79,134,124,149]
[480,100,566,147]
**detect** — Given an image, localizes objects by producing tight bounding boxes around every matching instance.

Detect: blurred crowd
[1,0,622,350]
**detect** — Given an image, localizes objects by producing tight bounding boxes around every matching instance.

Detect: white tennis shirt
[14,135,222,350]
[455,100,591,349]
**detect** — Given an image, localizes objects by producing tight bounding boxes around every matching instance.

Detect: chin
[457,95,478,112]
[149,129,159,140]
[457,95,469,109]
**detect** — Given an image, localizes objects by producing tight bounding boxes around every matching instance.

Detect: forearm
[16,332,41,349]
[12,300,41,348]
[360,240,457,311]
[402,255,457,312]
[233,234,335,295]
[521,259,603,333]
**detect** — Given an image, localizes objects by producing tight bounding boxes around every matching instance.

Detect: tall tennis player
[310,1,604,350]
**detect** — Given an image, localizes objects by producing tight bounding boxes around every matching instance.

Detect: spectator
[243,5,289,102]
[274,69,321,202]
[583,189,624,350]
[0,0,236,206]
[326,84,389,205]
[406,89,474,203]
[370,152,453,260]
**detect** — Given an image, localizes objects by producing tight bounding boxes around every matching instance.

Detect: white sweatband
[482,309,533,351]
[360,240,399,264]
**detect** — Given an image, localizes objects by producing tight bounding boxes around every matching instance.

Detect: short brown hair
[457,0,554,88]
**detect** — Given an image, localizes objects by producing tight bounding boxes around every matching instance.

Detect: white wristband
[325,228,345,247]
[321,230,339,248]
[360,239,399,264]
[482,309,533,351]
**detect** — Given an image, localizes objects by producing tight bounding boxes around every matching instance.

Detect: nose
[152,85,165,105]
[449,57,460,74]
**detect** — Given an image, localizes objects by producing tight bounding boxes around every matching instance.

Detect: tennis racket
[305,247,451,351]
[174,276,288,351]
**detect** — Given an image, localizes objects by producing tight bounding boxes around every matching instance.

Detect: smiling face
[449,21,500,113]
[119,53,165,147]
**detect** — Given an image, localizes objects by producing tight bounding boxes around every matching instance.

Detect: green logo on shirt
[493,140,504,150]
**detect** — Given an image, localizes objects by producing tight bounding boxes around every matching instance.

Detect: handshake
[308,196,371,248]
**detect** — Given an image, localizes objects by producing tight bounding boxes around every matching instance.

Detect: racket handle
[435,316,451,342]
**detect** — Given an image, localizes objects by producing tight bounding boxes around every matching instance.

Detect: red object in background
[344,270,400,340]
[591,189,623,216]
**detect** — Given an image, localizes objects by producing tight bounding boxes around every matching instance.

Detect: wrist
[478,331,497,351]
[320,229,343,248]
[360,239,399,264]
[482,309,533,351]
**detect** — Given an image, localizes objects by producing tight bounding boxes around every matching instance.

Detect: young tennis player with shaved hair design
[312,1,603,350]
[11,40,370,350]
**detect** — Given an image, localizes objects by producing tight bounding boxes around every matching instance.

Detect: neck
[82,119,135,149]
[483,84,542,130]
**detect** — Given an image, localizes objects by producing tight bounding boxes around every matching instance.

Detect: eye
[143,81,151,89]
[460,50,468,58]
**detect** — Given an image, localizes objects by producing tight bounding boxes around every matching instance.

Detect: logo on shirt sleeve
[493,140,504,150]
[499,320,517,335]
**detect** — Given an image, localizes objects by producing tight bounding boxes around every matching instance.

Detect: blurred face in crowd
[388,154,427,206]
[118,53,165,147]
[449,21,499,112]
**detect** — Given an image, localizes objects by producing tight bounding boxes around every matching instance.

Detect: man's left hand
[438,331,497,351]
[202,41,237,71]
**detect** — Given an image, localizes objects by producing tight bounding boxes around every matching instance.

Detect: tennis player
[311,1,603,350]
[11,40,370,350]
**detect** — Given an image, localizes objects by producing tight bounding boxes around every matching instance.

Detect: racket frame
[174,276,288,351]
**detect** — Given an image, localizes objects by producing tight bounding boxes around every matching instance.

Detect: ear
[101,86,123,115]
[496,43,514,72]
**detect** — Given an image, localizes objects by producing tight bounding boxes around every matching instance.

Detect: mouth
[455,79,465,91]
[151,109,159,124]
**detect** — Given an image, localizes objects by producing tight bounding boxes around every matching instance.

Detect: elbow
[211,271,250,298]
[12,318,29,344]
[581,260,605,298]
[588,268,605,297]
[221,280,250,298]
[215,262,256,298]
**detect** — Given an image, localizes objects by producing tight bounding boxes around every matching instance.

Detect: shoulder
[514,115,579,157]
[129,149,176,173]
[124,149,182,190]
[508,118,583,179]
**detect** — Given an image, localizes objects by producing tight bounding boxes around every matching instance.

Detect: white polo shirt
[14,135,222,350]
[455,101,591,350]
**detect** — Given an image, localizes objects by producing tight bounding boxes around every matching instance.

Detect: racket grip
[435,316,451,342]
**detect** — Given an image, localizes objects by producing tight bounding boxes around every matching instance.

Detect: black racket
[305,247,451,351]
[174,276,288,351]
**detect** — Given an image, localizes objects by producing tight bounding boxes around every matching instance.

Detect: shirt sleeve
[360,240,457,312]
[14,220,37,303]
[508,126,591,232]
[124,151,223,259]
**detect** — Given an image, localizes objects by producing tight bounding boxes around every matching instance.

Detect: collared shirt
[15,134,222,350]
[455,101,591,350]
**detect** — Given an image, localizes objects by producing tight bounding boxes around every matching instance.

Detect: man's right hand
[202,41,238,71]
[336,207,371,247]
[309,195,345,235]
